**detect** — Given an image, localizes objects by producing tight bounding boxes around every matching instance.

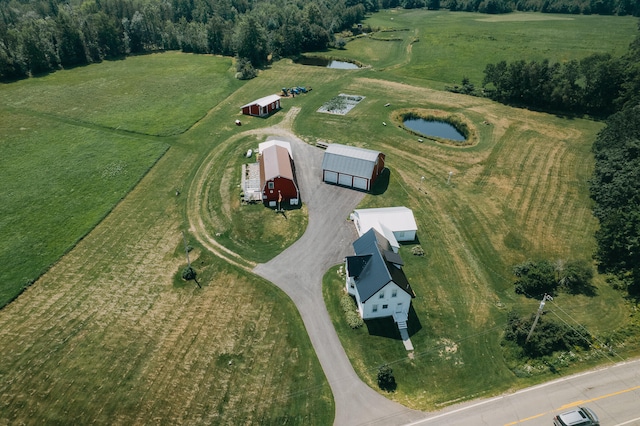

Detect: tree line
[445,0,640,15]
[2,0,639,82]
[0,0,371,81]
[480,25,640,117]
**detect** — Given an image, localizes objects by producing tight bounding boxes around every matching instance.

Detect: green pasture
[1,52,241,136]
[0,110,169,306]
[1,9,639,423]
[0,52,242,308]
[332,10,639,87]
[0,53,333,423]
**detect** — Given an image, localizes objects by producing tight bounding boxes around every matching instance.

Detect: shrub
[340,292,364,329]
[235,57,257,80]
[503,309,592,359]
[512,260,557,297]
[182,265,197,281]
[377,364,396,391]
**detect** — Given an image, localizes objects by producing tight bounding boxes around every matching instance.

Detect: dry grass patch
[0,140,331,424]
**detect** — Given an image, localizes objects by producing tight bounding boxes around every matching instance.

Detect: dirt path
[187,107,426,425]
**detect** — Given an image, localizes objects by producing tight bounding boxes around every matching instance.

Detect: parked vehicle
[553,406,599,426]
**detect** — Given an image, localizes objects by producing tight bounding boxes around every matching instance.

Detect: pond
[295,57,359,69]
[403,118,466,141]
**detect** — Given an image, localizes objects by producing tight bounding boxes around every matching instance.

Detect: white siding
[360,282,412,320]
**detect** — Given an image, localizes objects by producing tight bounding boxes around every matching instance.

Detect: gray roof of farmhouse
[347,228,414,303]
[322,144,382,178]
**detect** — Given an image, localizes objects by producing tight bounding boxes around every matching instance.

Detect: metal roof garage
[321,144,385,192]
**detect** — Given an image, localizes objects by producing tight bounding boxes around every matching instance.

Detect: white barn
[350,207,417,253]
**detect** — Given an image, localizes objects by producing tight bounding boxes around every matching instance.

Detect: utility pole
[420,176,425,192]
[526,293,553,343]
[447,171,453,185]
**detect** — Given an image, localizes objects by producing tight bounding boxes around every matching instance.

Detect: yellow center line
[504,384,640,425]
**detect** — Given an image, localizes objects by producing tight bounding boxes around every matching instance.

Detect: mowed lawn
[326,80,640,409]
[1,9,639,424]
[0,53,333,424]
[303,74,636,409]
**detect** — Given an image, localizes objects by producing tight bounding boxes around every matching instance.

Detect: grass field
[1,9,639,424]
[315,77,638,408]
[0,53,333,423]
[332,11,638,87]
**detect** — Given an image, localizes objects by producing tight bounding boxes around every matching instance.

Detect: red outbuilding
[241,94,282,117]
[259,143,300,207]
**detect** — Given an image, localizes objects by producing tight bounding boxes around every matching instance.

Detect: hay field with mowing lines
[0,54,333,424]
[1,9,639,424]
[318,75,629,409]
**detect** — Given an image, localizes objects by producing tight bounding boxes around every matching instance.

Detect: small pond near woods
[403,118,466,141]
[295,57,359,69]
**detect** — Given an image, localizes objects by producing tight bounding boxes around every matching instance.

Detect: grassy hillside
[333,11,638,87]
[0,53,333,424]
[315,76,634,408]
[0,9,638,424]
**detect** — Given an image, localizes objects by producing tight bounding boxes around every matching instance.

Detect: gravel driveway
[253,134,425,426]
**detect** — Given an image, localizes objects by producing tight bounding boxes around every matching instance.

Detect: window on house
[268,182,274,189]
[372,305,378,313]
[392,289,397,298]
[379,291,384,299]
[382,304,388,309]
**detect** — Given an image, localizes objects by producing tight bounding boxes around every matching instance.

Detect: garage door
[353,177,368,191]
[338,173,353,187]
[324,170,338,184]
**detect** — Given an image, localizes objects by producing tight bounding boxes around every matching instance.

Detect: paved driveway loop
[254,135,425,426]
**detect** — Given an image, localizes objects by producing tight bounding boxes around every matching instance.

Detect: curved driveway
[253,132,425,425]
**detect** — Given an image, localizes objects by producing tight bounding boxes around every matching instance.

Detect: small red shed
[241,94,282,117]
[259,144,300,207]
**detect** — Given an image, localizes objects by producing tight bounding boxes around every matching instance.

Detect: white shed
[351,207,417,252]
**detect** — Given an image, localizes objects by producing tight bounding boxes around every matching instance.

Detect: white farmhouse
[345,228,415,330]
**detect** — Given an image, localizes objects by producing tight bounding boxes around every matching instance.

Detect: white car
[553,406,599,426]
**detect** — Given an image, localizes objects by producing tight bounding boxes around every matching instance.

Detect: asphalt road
[253,134,425,426]
[406,357,640,426]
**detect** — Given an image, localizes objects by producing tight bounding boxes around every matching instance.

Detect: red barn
[241,94,282,117]
[259,144,300,207]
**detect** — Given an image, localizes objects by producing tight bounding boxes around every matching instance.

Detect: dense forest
[1,0,639,81]
[590,104,640,295]
[0,0,371,80]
